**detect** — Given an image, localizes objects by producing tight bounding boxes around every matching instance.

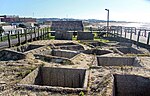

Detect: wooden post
[30,28,33,42]
[134,28,136,35]
[120,27,122,37]
[144,30,146,37]
[47,27,49,39]
[147,32,150,45]
[17,30,21,45]
[38,27,40,40]
[8,31,11,48]
[137,30,141,47]
[24,29,27,43]
[42,28,45,40]
[125,28,127,38]
[0,34,3,41]
[40,28,42,40]
[130,29,133,40]
[34,27,37,40]
[114,30,116,37]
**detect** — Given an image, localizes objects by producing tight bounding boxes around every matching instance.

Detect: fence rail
[0,26,150,50]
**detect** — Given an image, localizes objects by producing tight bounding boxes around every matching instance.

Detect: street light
[105,9,109,35]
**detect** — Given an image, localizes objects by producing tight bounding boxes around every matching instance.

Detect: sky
[0,0,150,22]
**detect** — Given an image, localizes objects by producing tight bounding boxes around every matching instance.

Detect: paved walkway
[0,32,44,49]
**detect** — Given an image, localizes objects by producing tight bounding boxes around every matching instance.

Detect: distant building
[0,15,36,23]
[51,21,84,32]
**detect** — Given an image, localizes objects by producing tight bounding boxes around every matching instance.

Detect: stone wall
[77,32,94,40]
[55,32,73,40]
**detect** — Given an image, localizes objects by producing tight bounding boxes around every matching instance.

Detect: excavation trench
[18,67,89,92]
[50,43,84,51]
[81,49,112,55]
[11,44,44,53]
[113,74,150,96]
[117,47,143,54]
[97,57,141,67]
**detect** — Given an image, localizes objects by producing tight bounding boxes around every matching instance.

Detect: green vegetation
[49,36,55,40]
[79,91,85,96]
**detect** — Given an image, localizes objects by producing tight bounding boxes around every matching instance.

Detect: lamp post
[105,9,109,36]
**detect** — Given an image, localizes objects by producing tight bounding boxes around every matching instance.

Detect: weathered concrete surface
[113,74,150,96]
[11,44,44,53]
[34,54,74,65]
[97,57,141,66]
[0,50,26,61]
[52,49,79,59]
[19,67,88,88]
[77,32,94,40]
[55,32,73,40]
[81,49,113,55]
[116,47,143,54]
[50,42,85,51]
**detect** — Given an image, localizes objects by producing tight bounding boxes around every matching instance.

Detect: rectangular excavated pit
[82,49,112,55]
[97,57,141,66]
[117,47,143,54]
[12,44,44,53]
[113,74,150,96]
[0,50,26,61]
[52,43,84,51]
[52,49,79,59]
[34,54,74,64]
[19,67,88,92]
[38,49,79,59]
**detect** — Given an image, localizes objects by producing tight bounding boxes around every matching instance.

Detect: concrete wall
[19,67,41,85]
[82,49,112,55]
[11,44,44,53]
[97,57,140,66]
[19,67,88,88]
[58,45,84,51]
[77,32,94,40]
[52,49,79,59]
[117,47,143,54]
[55,32,73,40]
[34,54,74,64]
[114,74,150,96]
[0,49,26,61]
[41,67,86,88]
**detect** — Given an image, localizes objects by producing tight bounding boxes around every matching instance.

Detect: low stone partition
[0,49,26,61]
[34,54,74,65]
[55,32,73,40]
[77,32,94,40]
[11,44,44,53]
[52,49,79,59]
[97,56,141,67]
[81,49,112,55]
[113,74,150,96]
[116,47,144,54]
[18,67,89,93]
[117,42,132,47]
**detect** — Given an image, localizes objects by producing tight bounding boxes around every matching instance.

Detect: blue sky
[0,0,150,22]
